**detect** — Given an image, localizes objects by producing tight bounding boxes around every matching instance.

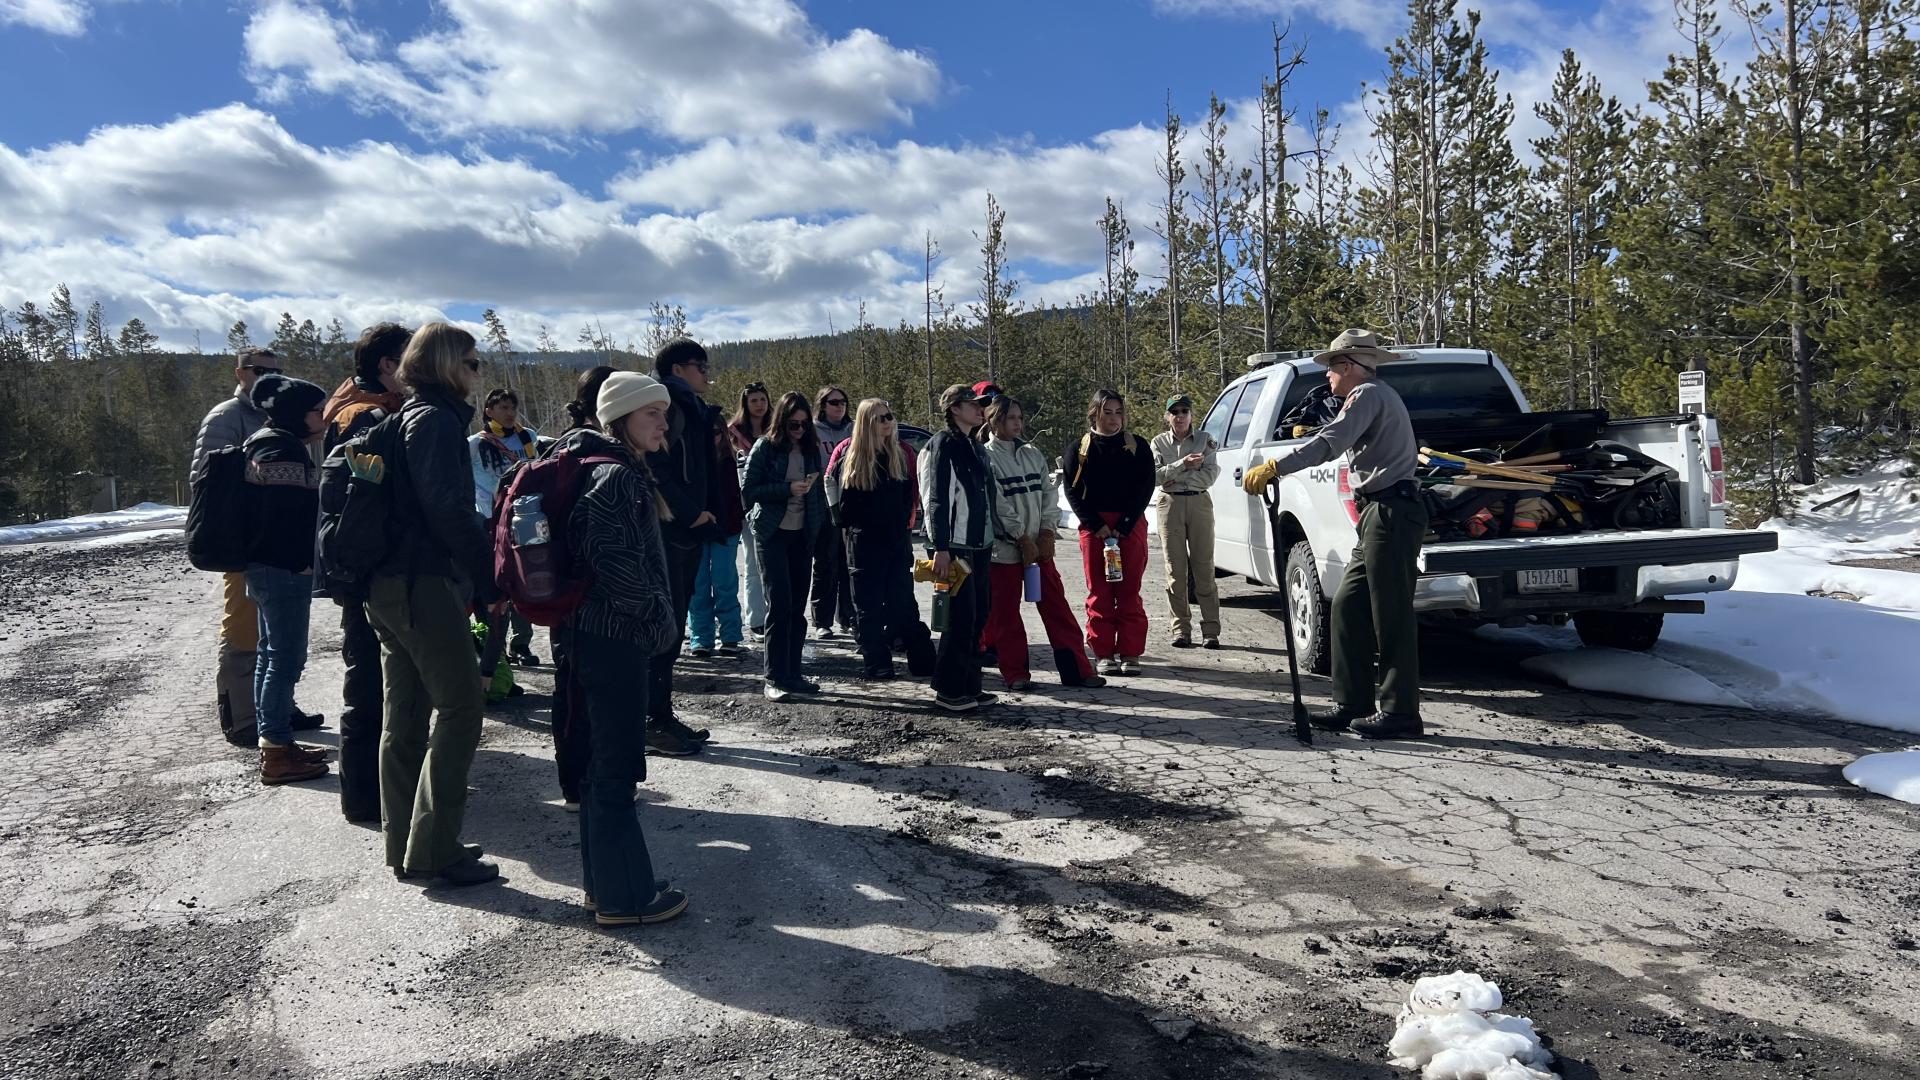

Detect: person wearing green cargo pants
[364,574,486,875]
[1242,329,1428,739]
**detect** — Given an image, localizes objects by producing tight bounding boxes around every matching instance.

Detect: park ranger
[1242,329,1428,739]
[1150,394,1222,649]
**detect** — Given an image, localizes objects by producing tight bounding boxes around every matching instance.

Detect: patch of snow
[1519,648,1751,709]
[1055,484,1157,536]
[73,528,181,549]
[1842,750,1920,805]
[1388,972,1554,1080]
[0,503,186,545]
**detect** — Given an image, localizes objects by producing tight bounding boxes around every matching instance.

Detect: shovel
[1258,485,1312,746]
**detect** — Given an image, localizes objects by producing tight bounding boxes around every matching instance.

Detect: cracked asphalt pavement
[2,531,1917,1079]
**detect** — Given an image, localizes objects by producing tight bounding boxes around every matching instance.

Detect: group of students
[186,321,1259,927]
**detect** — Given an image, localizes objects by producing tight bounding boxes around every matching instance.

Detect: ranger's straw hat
[1313,329,1404,370]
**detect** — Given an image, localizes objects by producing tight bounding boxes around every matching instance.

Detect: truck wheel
[1284,541,1333,675]
[1572,610,1664,651]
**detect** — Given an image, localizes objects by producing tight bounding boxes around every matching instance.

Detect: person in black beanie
[646,338,720,755]
[244,374,332,785]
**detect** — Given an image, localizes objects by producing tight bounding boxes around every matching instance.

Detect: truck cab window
[1223,377,1266,449]
[1200,385,1240,447]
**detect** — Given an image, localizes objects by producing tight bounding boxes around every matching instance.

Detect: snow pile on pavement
[1388,972,1555,1080]
[1842,750,1920,805]
[0,502,186,545]
[1509,463,1920,734]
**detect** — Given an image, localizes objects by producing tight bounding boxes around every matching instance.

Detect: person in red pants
[979,396,1107,691]
[1062,389,1156,675]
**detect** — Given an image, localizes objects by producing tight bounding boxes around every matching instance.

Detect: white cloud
[1,0,89,35]
[242,0,943,141]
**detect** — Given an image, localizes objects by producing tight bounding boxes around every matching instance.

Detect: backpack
[315,407,407,601]
[489,447,621,627]
[186,445,256,572]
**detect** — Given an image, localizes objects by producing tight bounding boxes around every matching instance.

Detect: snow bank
[1519,648,1750,709]
[0,502,186,545]
[1388,972,1555,1080]
[1842,750,1920,805]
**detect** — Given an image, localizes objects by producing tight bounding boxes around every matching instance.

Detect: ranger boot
[1310,704,1373,732]
[1352,712,1426,740]
[260,745,329,785]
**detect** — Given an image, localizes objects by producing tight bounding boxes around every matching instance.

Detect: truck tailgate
[1420,528,1778,574]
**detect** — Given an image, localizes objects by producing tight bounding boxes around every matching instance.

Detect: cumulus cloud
[242,0,943,141]
[1,0,89,35]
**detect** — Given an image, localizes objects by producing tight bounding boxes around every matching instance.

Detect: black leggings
[758,529,813,684]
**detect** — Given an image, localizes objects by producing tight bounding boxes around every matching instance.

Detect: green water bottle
[931,579,951,632]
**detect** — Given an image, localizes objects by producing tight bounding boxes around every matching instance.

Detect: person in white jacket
[978,396,1105,691]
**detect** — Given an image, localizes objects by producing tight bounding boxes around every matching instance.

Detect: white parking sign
[1679,370,1706,414]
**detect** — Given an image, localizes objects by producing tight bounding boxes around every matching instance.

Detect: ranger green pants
[363,574,485,875]
[1332,493,1428,717]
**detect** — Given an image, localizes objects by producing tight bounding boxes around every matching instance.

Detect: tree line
[3,0,1914,526]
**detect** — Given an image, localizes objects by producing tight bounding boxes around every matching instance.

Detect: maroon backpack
[490,449,622,626]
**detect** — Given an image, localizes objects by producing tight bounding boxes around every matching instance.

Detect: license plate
[1518,568,1578,594]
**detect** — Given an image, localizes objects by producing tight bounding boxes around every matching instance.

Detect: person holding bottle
[979,395,1104,691]
[1062,389,1156,676]
[741,392,827,701]
[920,384,996,712]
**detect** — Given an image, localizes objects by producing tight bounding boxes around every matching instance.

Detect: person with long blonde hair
[831,399,934,679]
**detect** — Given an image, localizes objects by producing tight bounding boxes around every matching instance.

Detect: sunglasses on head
[745,382,766,393]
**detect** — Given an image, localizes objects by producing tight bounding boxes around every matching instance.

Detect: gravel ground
[2,531,1916,1079]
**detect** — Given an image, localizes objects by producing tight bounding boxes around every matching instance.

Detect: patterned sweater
[559,429,677,655]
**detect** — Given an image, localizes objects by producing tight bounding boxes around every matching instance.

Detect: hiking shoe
[935,693,979,713]
[1097,657,1122,676]
[973,692,999,707]
[1353,712,1426,740]
[427,855,500,888]
[763,681,791,702]
[1118,657,1143,676]
[394,844,487,880]
[1006,679,1034,692]
[509,650,542,667]
[689,645,713,659]
[783,677,822,695]
[260,745,328,785]
[596,888,689,927]
[1310,704,1372,732]
[1171,636,1194,649]
[289,707,326,731]
[289,742,330,765]
[645,724,702,757]
[1203,638,1221,650]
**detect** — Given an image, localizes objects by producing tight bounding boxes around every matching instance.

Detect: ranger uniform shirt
[1268,378,1417,494]
[1150,429,1220,495]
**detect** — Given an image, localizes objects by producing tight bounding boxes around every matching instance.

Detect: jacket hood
[553,426,641,467]
[323,376,403,429]
[816,416,854,438]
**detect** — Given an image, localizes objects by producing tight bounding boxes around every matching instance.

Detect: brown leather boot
[260,744,329,785]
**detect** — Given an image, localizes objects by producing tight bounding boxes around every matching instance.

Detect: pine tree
[972,192,1016,384]
[226,320,253,355]
[271,312,301,361]
[47,284,79,362]
[324,318,349,370]
[642,302,688,354]
[83,301,114,360]
[117,318,158,355]
[1154,94,1188,386]
[1190,93,1247,391]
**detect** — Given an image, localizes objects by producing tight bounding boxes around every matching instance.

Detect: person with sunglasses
[191,346,321,748]
[741,393,827,700]
[809,385,857,640]
[1151,393,1223,650]
[642,338,724,756]
[728,382,773,638]
[832,399,935,680]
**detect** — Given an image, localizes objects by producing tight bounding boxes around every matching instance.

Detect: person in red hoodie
[320,322,410,822]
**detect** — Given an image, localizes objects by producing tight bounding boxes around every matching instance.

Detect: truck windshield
[1274,361,1521,436]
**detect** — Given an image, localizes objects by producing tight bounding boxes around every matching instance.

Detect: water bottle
[931,579,951,633]
[1023,562,1042,602]
[1103,536,1124,582]
[510,494,557,599]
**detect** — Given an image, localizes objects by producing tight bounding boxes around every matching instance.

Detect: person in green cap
[1150,393,1222,649]
[1242,329,1427,739]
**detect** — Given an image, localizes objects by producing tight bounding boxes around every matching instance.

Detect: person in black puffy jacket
[242,374,330,786]
[360,322,500,889]
[834,398,935,680]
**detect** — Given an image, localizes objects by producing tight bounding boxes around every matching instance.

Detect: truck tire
[1284,541,1333,675]
[1573,610,1664,651]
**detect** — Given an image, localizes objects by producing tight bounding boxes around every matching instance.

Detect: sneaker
[1310,704,1372,732]
[1353,712,1426,740]
[973,692,999,707]
[1203,638,1222,650]
[763,681,791,702]
[1118,657,1143,676]
[289,707,326,731]
[562,799,581,813]
[1006,679,1034,692]
[718,641,744,655]
[1171,636,1195,649]
[584,880,668,912]
[935,693,979,713]
[1097,657,1122,676]
[644,724,702,757]
[784,677,822,695]
[1073,674,1108,689]
[816,626,837,640]
[660,714,711,743]
[863,666,898,681]
[595,888,689,926]
[509,650,543,667]
[689,645,714,658]
[259,745,328,785]
[750,625,767,640]
[427,855,500,888]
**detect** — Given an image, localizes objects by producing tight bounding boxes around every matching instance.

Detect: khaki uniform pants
[1155,493,1220,641]
[220,571,259,652]
[363,574,485,875]
[1332,493,1429,717]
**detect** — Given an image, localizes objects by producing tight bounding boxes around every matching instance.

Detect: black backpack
[316,406,409,601]
[186,445,256,572]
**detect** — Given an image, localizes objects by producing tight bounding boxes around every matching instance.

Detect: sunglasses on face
[245,365,283,376]
[876,414,894,424]
[786,419,809,429]
[825,398,847,407]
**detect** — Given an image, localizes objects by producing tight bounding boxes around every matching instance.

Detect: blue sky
[0,0,1687,349]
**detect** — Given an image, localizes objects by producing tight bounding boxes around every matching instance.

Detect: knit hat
[250,374,327,430]
[597,372,671,429]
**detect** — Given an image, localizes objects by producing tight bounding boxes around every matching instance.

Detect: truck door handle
[1233,467,1243,481]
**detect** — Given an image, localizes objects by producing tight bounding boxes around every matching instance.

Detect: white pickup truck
[1202,348,1779,671]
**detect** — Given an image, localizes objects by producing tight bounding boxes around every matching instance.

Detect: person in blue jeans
[240,374,332,785]
[685,533,744,656]
[557,371,689,926]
